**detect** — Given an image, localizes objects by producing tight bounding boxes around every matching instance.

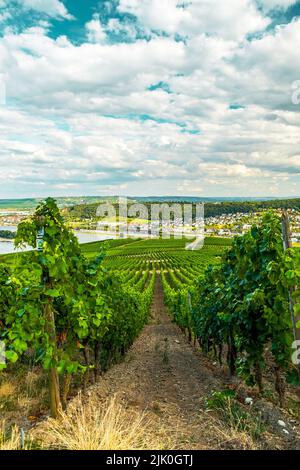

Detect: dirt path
[32,276,300,450]
[79,277,247,449]
[3,275,299,449]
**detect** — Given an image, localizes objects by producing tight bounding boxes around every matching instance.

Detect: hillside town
[95,208,300,242]
[0,211,29,225]
[205,209,300,242]
[1,206,300,243]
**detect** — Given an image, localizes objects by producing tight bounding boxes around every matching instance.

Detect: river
[0,226,114,255]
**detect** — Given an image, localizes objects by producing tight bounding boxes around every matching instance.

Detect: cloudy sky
[0,0,299,198]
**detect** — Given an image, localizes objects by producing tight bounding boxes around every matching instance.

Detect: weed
[205,390,266,441]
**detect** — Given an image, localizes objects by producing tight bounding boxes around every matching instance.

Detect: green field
[0,237,231,285]
[80,237,231,291]
[0,197,121,211]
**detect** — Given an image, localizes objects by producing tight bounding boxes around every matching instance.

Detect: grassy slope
[0,236,231,264]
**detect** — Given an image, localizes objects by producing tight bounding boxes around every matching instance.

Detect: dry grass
[0,367,49,421]
[0,421,32,450]
[24,370,40,395]
[206,416,261,450]
[33,394,171,450]
[0,422,20,450]
[203,390,267,450]
[208,419,259,450]
[0,382,15,398]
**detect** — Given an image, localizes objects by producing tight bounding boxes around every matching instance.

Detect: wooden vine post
[281,211,300,381]
[187,292,192,342]
[37,216,62,418]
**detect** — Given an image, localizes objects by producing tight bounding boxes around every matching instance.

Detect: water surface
[0,226,114,255]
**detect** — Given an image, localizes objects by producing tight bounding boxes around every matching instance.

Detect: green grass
[205,390,266,440]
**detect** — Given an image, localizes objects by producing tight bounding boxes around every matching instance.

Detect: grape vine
[0,198,155,417]
[162,212,299,403]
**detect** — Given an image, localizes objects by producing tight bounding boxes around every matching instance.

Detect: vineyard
[0,200,157,418]
[102,237,230,285]
[162,213,300,405]
[95,218,300,406]
[0,199,300,449]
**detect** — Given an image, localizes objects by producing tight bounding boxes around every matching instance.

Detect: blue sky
[0,0,299,198]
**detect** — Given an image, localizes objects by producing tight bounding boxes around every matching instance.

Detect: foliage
[64,198,300,221]
[205,390,265,439]
[0,265,13,331]
[162,212,297,396]
[0,199,155,414]
[0,231,15,240]
[1,203,298,413]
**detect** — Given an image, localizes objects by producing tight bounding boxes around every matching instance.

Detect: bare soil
[76,276,300,450]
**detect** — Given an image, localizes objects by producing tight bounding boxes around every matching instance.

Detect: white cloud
[230,19,300,108]
[0,2,299,197]
[107,18,139,40]
[118,0,189,35]
[15,0,73,19]
[86,14,107,43]
[0,10,11,23]
[118,0,270,41]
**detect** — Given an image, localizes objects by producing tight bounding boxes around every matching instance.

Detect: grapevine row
[161,212,300,403]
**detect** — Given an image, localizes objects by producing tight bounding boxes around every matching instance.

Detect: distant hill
[0,196,299,213]
[63,197,300,221]
[0,196,119,211]
[130,196,292,203]
[1,195,298,211]
[0,198,40,210]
